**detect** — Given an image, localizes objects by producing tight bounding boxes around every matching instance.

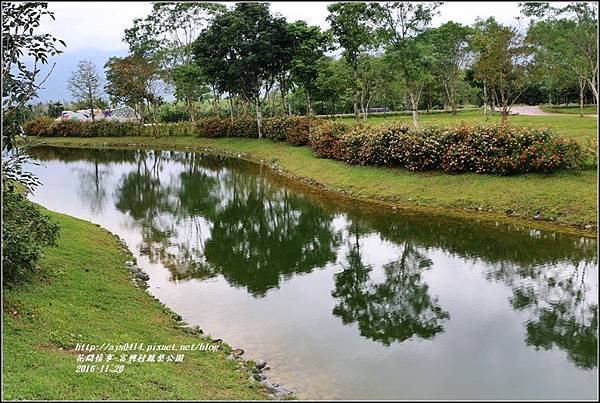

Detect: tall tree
[423,21,473,114]
[327,2,380,120]
[372,1,443,126]
[356,54,391,120]
[288,21,332,116]
[471,18,532,122]
[522,2,598,114]
[194,3,291,137]
[67,60,103,122]
[104,55,164,134]
[2,1,65,189]
[124,2,225,121]
[314,57,353,116]
[171,64,209,122]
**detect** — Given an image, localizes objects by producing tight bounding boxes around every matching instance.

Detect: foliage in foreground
[2,189,60,284]
[23,114,587,175]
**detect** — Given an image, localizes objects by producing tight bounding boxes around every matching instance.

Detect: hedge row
[194,115,317,146]
[309,121,583,174]
[22,117,195,137]
[24,115,314,142]
[23,115,584,175]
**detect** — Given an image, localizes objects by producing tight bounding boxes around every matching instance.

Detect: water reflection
[30,146,598,372]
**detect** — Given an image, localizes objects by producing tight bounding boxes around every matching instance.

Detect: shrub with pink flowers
[23,113,584,175]
[309,122,583,175]
[308,121,348,159]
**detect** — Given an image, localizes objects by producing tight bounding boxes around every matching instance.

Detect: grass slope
[30,135,597,234]
[2,210,266,400]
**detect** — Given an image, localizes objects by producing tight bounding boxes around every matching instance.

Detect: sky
[30,1,564,102]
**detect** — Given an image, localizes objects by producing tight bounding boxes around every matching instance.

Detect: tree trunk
[228,97,234,124]
[150,102,159,138]
[450,83,457,115]
[280,84,287,116]
[500,101,509,123]
[255,98,263,139]
[306,91,313,117]
[483,82,488,119]
[578,77,585,117]
[212,87,219,116]
[88,86,95,123]
[408,90,419,128]
[586,76,598,105]
[186,96,195,123]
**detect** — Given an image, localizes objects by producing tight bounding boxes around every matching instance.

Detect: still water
[28,146,597,400]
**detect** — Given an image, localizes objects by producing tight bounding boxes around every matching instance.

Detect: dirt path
[510,105,554,116]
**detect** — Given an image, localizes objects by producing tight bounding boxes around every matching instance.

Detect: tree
[314,57,353,116]
[471,18,532,122]
[194,3,292,137]
[104,55,164,134]
[67,60,103,121]
[2,1,65,189]
[288,22,332,116]
[327,2,380,120]
[424,21,473,114]
[47,101,64,118]
[356,54,391,119]
[171,64,209,122]
[124,2,225,121]
[371,1,442,126]
[2,2,63,283]
[520,2,598,105]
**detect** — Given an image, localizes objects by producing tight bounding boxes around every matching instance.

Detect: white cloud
[41,2,153,53]
[39,1,551,55]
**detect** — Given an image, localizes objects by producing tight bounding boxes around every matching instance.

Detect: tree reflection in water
[30,146,597,368]
[113,151,341,296]
[332,223,449,345]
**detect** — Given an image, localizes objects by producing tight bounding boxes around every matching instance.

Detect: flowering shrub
[308,121,348,159]
[22,116,55,137]
[264,115,318,145]
[310,122,583,175]
[390,126,448,170]
[338,124,397,166]
[195,116,230,138]
[440,124,581,174]
[23,118,144,137]
[263,116,290,141]
[23,115,584,175]
[229,116,259,138]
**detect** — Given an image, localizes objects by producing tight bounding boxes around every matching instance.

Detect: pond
[27,146,597,400]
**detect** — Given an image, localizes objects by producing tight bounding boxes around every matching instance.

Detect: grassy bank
[337,109,597,144]
[3,210,266,400]
[29,136,597,235]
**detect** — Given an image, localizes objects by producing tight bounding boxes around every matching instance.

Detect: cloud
[40,2,153,53]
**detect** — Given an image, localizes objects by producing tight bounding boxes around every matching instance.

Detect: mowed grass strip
[30,135,597,233]
[2,210,266,400]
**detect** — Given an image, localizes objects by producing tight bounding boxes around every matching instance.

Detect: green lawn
[540,105,598,115]
[3,210,266,400]
[336,109,598,144]
[30,135,597,235]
